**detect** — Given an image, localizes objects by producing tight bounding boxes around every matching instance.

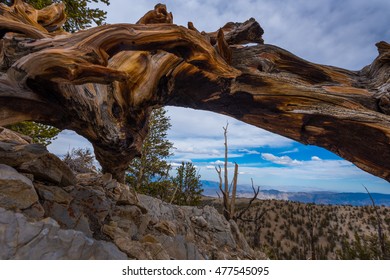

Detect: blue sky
[48,0,390,193]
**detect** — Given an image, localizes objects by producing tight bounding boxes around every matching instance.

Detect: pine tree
[6,121,60,146]
[171,162,203,206]
[0,0,110,32]
[126,107,174,200]
[63,148,96,173]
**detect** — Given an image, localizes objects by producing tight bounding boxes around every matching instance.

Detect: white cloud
[167,107,293,160]
[279,148,299,155]
[239,149,261,155]
[311,156,322,161]
[195,158,390,193]
[209,160,235,167]
[210,160,225,165]
[47,130,93,156]
[261,153,302,166]
[251,161,359,183]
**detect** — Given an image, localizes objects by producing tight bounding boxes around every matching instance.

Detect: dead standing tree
[215,123,260,220]
[215,123,239,220]
[1,1,390,184]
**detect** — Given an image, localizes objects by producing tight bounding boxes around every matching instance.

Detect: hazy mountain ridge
[201,180,390,206]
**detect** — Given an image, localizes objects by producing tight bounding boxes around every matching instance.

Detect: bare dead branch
[235,178,260,221]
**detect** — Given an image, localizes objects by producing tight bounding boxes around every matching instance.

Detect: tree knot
[378,92,390,115]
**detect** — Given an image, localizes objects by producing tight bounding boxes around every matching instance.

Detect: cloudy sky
[48,0,390,193]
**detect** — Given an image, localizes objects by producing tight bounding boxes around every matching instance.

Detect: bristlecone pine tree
[171,162,203,206]
[0,1,389,183]
[2,0,110,145]
[126,107,174,200]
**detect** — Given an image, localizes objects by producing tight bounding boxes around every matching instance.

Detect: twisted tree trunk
[0,1,389,183]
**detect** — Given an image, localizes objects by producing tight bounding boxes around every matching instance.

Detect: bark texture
[0,1,389,183]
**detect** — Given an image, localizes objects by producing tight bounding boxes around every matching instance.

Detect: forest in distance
[202,197,390,260]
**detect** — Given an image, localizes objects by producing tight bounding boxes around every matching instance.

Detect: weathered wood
[0,2,389,183]
[136,4,173,25]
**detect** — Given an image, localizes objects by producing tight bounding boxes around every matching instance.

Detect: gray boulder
[0,127,31,144]
[0,128,76,186]
[0,207,127,260]
[0,164,39,210]
[19,153,76,187]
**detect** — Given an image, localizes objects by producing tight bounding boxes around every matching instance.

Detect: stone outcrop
[0,128,76,187]
[0,127,265,260]
[0,208,127,260]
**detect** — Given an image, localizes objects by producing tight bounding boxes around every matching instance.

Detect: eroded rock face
[0,130,76,187]
[0,127,265,260]
[19,153,76,186]
[0,208,127,260]
[137,195,258,259]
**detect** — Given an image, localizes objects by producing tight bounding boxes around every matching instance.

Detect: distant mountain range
[201,180,390,206]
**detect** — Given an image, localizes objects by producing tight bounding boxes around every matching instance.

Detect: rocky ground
[0,127,265,260]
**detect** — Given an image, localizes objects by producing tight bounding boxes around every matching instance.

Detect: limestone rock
[19,153,76,187]
[37,184,111,238]
[0,208,127,260]
[191,216,208,228]
[0,127,31,144]
[22,202,45,220]
[35,184,73,205]
[154,220,177,236]
[154,235,203,260]
[102,223,170,260]
[0,134,76,187]
[0,142,47,167]
[112,205,150,237]
[137,195,260,260]
[69,185,112,228]
[0,164,39,210]
[140,234,159,244]
[229,220,253,253]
